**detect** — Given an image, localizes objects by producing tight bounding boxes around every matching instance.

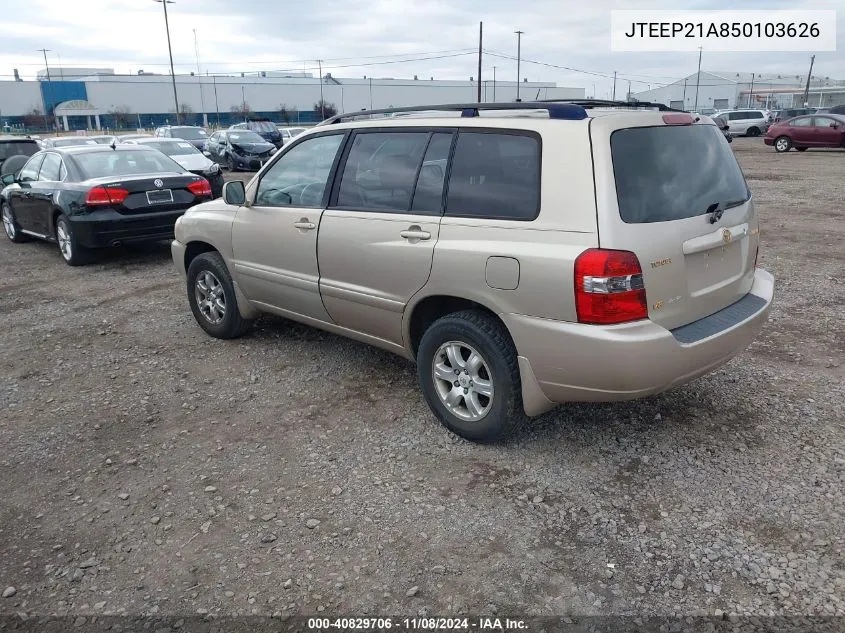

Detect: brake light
[662,113,694,125]
[574,249,648,325]
[85,186,129,206]
[187,179,212,197]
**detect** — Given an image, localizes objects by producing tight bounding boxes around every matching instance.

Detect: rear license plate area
[146,189,173,205]
[685,242,743,297]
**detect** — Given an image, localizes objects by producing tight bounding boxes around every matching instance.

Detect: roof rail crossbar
[317,101,589,126]
[536,98,685,113]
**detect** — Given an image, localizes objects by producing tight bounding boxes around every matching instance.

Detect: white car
[713,110,769,137]
[277,126,307,143]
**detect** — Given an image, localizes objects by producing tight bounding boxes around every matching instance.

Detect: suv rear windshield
[0,141,38,161]
[248,121,277,133]
[611,125,749,224]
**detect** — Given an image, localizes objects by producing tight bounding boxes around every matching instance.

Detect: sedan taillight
[85,186,129,206]
[187,179,212,197]
[574,249,648,325]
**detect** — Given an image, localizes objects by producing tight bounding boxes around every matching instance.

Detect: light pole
[37,48,52,131]
[515,30,524,102]
[317,60,324,119]
[154,0,180,124]
[492,66,496,101]
[693,46,703,113]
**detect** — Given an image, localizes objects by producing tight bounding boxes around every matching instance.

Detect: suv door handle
[293,219,316,230]
[400,228,431,241]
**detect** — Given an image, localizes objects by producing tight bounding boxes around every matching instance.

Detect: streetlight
[154,0,180,124]
[514,30,524,102]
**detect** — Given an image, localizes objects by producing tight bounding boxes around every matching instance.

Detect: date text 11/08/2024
[306,617,527,630]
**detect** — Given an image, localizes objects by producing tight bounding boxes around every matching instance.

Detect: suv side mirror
[222,180,245,206]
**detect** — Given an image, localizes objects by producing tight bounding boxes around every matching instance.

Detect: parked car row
[764,113,845,152]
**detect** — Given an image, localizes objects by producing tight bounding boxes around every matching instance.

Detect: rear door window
[38,153,63,181]
[410,132,453,214]
[611,125,749,224]
[790,117,813,127]
[444,131,540,221]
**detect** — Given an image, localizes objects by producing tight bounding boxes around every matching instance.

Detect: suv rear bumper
[504,267,774,415]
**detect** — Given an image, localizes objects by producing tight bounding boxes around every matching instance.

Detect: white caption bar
[610,10,837,52]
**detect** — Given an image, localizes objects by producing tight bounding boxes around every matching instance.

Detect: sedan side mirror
[1,173,16,186]
[222,180,246,206]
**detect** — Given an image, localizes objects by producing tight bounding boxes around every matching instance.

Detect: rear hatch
[589,112,759,331]
[82,174,211,214]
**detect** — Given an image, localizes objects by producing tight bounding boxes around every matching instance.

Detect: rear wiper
[706,199,747,224]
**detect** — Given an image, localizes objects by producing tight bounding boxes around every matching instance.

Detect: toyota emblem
[154,179,164,188]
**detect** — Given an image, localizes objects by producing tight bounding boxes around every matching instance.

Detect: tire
[796,147,808,152]
[774,136,792,153]
[186,251,254,339]
[2,202,28,243]
[226,155,236,172]
[416,310,526,443]
[746,127,761,137]
[55,214,89,266]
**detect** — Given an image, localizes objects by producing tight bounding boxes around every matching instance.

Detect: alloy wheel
[195,270,227,325]
[431,341,494,422]
[57,222,72,261]
[2,206,15,240]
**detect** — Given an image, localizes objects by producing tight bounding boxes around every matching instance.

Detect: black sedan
[1,145,212,266]
[204,130,276,171]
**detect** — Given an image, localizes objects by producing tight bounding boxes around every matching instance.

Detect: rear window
[248,121,277,134]
[171,127,207,140]
[74,150,185,179]
[0,141,38,160]
[146,140,200,156]
[611,125,749,224]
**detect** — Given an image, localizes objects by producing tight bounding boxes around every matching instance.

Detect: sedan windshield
[228,131,266,144]
[143,140,201,156]
[171,127,207,140]
[52,138,98,147]
[74,150,186,179]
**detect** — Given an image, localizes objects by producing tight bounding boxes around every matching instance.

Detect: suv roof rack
[536,98,684,112]
[318,101,590,126]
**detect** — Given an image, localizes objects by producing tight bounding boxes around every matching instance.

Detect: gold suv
[171,102,775,443]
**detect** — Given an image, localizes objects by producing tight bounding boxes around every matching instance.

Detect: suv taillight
[187,179,212,197]
[574,249,648,325]
[85,186,129,206]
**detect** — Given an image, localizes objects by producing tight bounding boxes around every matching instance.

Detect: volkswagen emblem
[722,228,732,244]
[153,179,164,188]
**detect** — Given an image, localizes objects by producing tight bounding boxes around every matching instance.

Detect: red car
[764,114,845,152]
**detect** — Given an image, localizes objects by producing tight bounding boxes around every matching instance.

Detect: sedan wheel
[227,155,236,171]
[2,203,27,243]
[774,136,792,153]
[55,215,88,266]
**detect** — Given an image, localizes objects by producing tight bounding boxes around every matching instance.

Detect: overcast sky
[0,0,841,97]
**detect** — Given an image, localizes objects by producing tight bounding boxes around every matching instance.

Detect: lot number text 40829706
[306,617,527,630]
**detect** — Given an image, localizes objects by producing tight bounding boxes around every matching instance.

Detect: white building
[632,71,845,112]
[0,67,585,130]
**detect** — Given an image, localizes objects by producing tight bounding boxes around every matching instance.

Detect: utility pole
[36,48,52,131]
[477,22,483,102]
[369,76,373,110]
[492,66,496,101]
[193,29,205,124]
[748,73,755,108]
[612,71,617,100]
[212,74,220,127]
[515,30,524,102]
[241,86,246,119]
[682,78,687,107]
[154,0,180,124]
[627,79,632,100]
[317,60,324,119]
[693,47,703,113]
[802,55,815,107]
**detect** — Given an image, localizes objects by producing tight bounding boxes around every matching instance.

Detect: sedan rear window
[74,150,186,179]
[611,125,749,224]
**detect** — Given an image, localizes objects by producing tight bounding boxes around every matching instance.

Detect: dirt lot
[0,138,843,627]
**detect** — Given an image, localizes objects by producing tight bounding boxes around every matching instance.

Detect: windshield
[228,131,266,144]
[53,138,98,147]
[0,141,38,161]
[248,121,277,133]
[611,124,749,224]
[144,140,201,156]
[74,149,186,179]
[171,127,207,140]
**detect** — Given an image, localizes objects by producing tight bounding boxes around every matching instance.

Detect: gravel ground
[0,138,843,626]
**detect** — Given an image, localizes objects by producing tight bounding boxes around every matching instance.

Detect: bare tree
[109,105,133,128]
[230,102,251,119]
[313,99,337,120]
[22,107,44,130]
[179,103,195,114]
[278,104,292,125]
